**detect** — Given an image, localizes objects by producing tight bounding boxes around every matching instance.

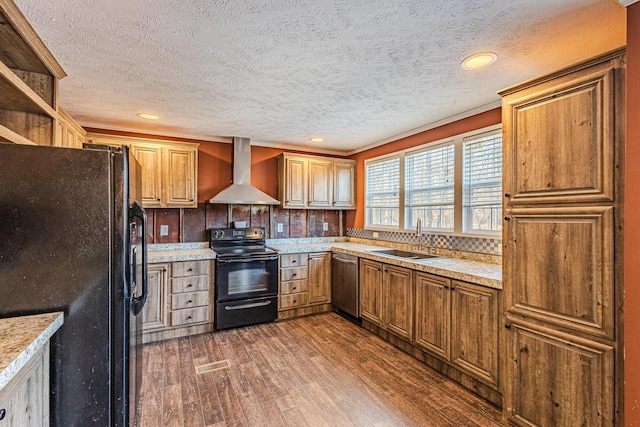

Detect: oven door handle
[217,255,279,263]
[224,300,273,310]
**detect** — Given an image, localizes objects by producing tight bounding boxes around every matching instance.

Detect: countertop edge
[0,311,64,391]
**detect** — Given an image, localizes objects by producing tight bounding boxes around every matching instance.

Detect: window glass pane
[365,157,400,228]
[463,131,502,233]
[405,144,454,231]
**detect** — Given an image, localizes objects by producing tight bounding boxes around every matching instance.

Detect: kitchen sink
[369,249,438,260]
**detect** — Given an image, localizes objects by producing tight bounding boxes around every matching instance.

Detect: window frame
[364,124,502,236]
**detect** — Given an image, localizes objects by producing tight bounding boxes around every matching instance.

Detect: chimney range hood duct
[208,137,280,205]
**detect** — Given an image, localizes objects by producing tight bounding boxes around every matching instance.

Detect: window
[365,157,400,228]
[364,124,502,235]
[405,144,455,231]
[463,131,502,233]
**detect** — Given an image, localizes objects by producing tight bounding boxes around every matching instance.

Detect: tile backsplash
[347,228,502,256]
[145,204,345,243]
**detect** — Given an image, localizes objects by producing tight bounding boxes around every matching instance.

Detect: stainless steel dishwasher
[332,252,359,318]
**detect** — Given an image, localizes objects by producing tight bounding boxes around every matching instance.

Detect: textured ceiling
[14,0,625,154]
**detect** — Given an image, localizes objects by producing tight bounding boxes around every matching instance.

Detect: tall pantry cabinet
[499,48,625,426]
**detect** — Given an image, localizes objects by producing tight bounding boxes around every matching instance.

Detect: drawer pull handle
[0,408,5,420]
[187,284,193,288]
[292,287,297,291]
[292,260,297,263]
[292,273,297,277]
[187,268,193,272]
[225,300,272,310]
[187,299,193,303]
[187,316,192,319]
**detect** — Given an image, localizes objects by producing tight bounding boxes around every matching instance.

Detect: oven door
[215,255,278,302]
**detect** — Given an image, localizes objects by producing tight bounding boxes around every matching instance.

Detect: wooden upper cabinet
[333,161,356,208]
[86,133,199,208]
[278,153,356,209]
[308,159,333,207]
[55,108,86,149]
[131,144,163,207]
[0,1,66,146]
[165,146,197,207]
[280,156,307,208]
[500,50,624,205]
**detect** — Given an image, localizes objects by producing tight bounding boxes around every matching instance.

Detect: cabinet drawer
[170,306,209,326]
[280,253,308,268]
[172,260,210,277]
[280,266,308,282]
[280,279,309,295]
[171,291,209,310]
[279,293,309,310]
[171,275,209,293]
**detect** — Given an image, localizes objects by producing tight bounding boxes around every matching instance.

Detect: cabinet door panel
[131,144,163,208]
[308,160,332,207]
[165,147,196,207]
[360,259,382,325]
[414,272,450,360]
[450,281,498,387]
[502,60,617,204]
[308,252,331,304]
[284,158,307,208]
[333,161,356,209]
[142,264,168,331]
[384,265,413,340]
[504,321,614,427]
[504,206,614,339]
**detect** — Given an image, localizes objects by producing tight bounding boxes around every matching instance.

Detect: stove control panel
[210,227,265,241]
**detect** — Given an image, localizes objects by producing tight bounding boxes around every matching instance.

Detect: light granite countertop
[148,242,215,263]
[149,239,502,289]
[269,241,502,289]
[0,311,64,390]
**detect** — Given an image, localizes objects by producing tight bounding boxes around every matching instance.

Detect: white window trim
[364,124,502,237]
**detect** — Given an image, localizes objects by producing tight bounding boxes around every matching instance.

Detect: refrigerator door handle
[130,201,148,315]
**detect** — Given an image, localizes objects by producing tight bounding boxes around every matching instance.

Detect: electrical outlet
[277,223,283,232]
[160,225,169,236]
[322,222,328,231]
[372,232,379,238]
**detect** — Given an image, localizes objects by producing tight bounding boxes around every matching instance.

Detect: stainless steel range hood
[208,137,280,205]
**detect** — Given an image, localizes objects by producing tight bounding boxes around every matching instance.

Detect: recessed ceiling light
[461,52,497,70]
[309,137,324,143]
[137,113,160,120]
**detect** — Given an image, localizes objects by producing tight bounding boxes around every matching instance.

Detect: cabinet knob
[187,316,193,320]
[504,192,511,198]
[292,273,297,277]
[505,324,511,329]
[292,260,297,263]
[187,268,193,272]
[444,285,449,289]
[187,284,193,287]
[157,198,161,201]
[292,286,297,291]
[450,286,455,291]
[188,299,193,303]
[504,216,511,221]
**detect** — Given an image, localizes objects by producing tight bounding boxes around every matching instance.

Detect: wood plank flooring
[137,312,506,426]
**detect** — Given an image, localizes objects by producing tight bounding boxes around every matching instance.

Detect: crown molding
[617,0,639,6]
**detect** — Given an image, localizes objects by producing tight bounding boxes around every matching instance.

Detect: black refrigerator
[0,142,148,426]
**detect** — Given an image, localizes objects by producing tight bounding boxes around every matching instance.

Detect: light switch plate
[372,232,379,238]
[277,223,283,232]
[160,225,169,236]
[322,222,328,231]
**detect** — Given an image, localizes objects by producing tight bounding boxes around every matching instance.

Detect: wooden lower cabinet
[360,259,413,341]
[142,260,213,343]
[503,320,614,426]
[142,263,169,332]
[414,273,499,389]
[278,252,332,319]
[0,343,50,426]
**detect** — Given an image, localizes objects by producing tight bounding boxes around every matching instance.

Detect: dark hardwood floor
[137,312,506,426]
